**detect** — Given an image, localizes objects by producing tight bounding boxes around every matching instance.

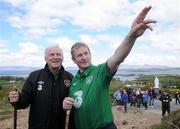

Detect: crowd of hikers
[113,87,180,117]
[113,87,158,110]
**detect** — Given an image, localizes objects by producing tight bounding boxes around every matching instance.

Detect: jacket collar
[76,64,93,78]
[45,64,65,76]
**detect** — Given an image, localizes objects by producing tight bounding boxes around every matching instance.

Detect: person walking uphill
[8,45,73,129]
[63,6,156,129]
[175,92,180,104]
[113,89,122,105]
[159,90,172,117]
[122,89,128,112]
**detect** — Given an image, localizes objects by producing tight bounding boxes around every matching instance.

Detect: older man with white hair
[8,45,73,129]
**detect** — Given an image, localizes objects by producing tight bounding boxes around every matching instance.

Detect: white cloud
[6,0,79,38]
[151,28,180,52]
[19,42,39,54]
[1,0,180,67]
[0,52,44,67]
[80,34,124,65]
[3,0,145,38]
[124,53,180,67]
[80,35,100,46]
[47,37,74,51]
[149,0,180,22]
[0,39,8,47]
[97,35,124,49]
[5,0,179,35]
[7,16,23,29]
[0,40,10,54]
[3,0,28,6]
[0,41,44,66]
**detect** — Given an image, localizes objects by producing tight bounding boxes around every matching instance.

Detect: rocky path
[144,99,180,115]
[0,99,179,129]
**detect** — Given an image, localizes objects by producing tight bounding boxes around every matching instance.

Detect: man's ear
[45,57,47,63]
[72,57,77,64]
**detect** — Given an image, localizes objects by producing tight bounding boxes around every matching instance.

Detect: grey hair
[45,44,63,57]
[71,42,90,60]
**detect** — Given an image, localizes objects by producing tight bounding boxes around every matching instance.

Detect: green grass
[0,75,180,120]
[0,79,24,112]
[0,110,13,121]
[0,80,7,84]
[0,80,23,120]
[152,109,180,129]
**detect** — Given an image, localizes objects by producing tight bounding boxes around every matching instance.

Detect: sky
[0,0,180,68]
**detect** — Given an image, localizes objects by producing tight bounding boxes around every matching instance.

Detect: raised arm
[107,6,156,73]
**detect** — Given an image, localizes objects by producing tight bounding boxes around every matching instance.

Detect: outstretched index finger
[135,6,152,23]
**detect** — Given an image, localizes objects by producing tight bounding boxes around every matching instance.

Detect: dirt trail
[113,106,161,129]
[0,106,161,129]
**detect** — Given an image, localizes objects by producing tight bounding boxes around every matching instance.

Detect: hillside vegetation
[0,75,180,129]
[152,109,180,129]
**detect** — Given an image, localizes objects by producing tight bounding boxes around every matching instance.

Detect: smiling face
[72,45,91,73]
[45,46,63,72]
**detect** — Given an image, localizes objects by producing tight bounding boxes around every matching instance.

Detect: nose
[81,54,86,59]
[53,54,63,60]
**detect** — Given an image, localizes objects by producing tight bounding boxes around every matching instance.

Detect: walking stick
[14,104,17,129]
[12,86,18,129]
[65,110,70,129]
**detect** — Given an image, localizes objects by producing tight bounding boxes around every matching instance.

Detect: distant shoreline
[1,68,180,81]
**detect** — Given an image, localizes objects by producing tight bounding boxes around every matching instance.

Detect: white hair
[45,44,63,57]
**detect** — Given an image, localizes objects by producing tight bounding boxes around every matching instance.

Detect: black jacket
[16,64,73,129]
[159,93,172,106]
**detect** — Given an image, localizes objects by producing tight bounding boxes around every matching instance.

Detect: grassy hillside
[152,109,180,129]
[0,77,24,112]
